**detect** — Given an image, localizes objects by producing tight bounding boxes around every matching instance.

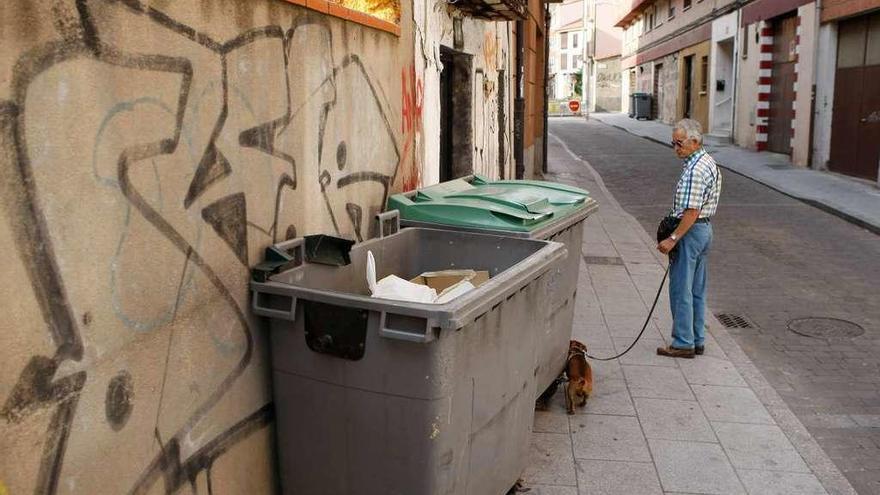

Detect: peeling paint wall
[0,0,413,493]
[595,56,621,112]
[654,53,678,124]
[412,0,515,185]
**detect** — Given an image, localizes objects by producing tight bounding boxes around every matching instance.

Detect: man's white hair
[674,118,703,144]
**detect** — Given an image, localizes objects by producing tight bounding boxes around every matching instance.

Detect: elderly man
[656,119,722,359]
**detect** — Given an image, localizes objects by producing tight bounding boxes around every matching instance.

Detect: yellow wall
[678,40,711,131]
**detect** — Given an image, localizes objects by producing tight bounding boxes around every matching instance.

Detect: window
[656,2,665,25]
[648,9,655,30]
[572,33,579,49]
[561,53,568,70]
[741,25,749,59]
[683,0,691,10]
[561,32,568,49]
[668,2,675,19]
[700,55,708,93]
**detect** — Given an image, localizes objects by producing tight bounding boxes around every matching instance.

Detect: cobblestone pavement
[546,117,880,494]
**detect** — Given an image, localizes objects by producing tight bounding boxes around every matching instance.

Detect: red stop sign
[568,100,581,112]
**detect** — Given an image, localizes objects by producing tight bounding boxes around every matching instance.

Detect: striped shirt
[672,148,722,219]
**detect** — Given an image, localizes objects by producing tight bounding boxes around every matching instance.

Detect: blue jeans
[669,222,712,349]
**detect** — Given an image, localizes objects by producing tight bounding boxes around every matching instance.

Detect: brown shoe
[656,345,696,359]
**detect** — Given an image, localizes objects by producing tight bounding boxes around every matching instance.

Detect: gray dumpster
[251,215,566,495]
[633,92,652,120]
[387,176,597,397]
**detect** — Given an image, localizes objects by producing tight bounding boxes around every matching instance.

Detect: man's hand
[657,238,677,255]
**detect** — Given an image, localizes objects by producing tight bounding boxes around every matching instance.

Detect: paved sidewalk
[521,134,858,494]
[589,112,880,235]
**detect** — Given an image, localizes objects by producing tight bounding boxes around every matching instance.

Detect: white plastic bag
[434,281,475,304]
[367,251,437,303]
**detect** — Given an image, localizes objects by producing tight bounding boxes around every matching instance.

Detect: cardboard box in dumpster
[409,270,490,292]
[367,250,490,303]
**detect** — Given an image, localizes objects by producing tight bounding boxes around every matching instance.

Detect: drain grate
[716,313,754,329]
[788,317,865,340]
[765,163,793,170]
[583,256,625,266]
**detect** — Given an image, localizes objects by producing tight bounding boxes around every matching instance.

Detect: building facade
[812,0,880,182]
[618,0,879,181]
[547,0,623,113]
[618,0,743,134]
[0,0,548,493]
[549,0,587,101]
[586,0,625,112]
[735,0,818,166]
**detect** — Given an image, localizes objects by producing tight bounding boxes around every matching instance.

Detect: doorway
[768,13,797,154]
[653,63,663,120]
[683,55,694,118]
[439,47,473,182]
[830,11,880,181]
[712,39,735,134]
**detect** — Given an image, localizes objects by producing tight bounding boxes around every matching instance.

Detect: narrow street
[547,117,880,494]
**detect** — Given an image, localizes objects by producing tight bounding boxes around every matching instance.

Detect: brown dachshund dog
[565,340,593,414]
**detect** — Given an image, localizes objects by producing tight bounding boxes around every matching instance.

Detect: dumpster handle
[272,237,304,268]
[378,311,435,343]
[252,290,297,321]
[376,210,400,238]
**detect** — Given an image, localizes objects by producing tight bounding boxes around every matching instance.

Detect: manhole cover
[788,317,865,340]
[716,313,754,329]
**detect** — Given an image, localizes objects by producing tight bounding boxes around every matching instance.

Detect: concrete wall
[812,22,838,170]
[523,0,548,178]
[821,0,880,22]
[630,0,737,50]
[594,0,625,60]
[595,56,622,112]
[709,11,738,134]
[655,53,679,123]
[621,68,633,114]
[0,0,510,493]
[636,63,653,93]
[792,3,816,167]
[735,21,761,150]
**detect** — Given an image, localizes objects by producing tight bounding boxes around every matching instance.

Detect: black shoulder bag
[656,215,680,243]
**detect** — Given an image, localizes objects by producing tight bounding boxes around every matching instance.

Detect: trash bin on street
[387,176,598,397]
[251,213,566,495]
[632,92,652,120]
[628,93,636,118]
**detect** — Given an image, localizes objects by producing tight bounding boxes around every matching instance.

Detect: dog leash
[585,266,669,362]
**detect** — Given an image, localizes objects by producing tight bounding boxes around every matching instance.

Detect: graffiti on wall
[0,0,401,493]
[399,63,423,191]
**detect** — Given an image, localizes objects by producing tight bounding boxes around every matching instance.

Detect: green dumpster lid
[387,175,595,233]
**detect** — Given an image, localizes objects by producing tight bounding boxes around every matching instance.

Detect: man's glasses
[671,139,684,148]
